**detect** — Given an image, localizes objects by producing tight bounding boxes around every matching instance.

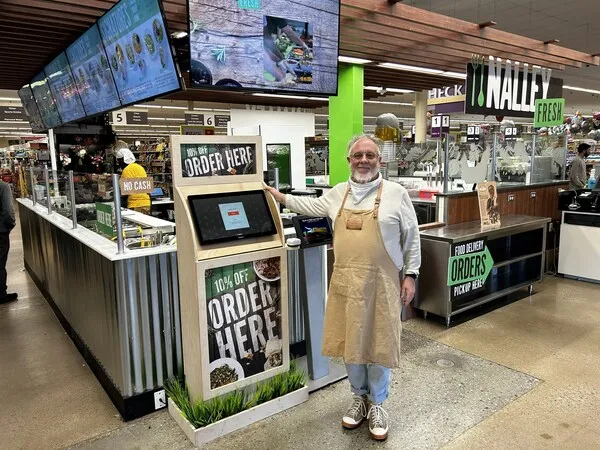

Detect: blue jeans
[345,363,391,404]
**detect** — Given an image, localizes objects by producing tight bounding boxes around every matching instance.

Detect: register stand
[290,216,347,391]
[171,135,290,402]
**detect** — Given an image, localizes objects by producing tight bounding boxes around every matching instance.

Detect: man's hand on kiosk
[401,277,416,305]
[264,184,286,205]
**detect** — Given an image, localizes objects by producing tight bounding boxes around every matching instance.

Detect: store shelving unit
[131,141,172,198]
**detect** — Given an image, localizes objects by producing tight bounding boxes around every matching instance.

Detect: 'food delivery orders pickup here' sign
[447,238,494,300]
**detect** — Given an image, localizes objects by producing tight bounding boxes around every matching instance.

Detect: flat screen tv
[17,86,46,133]
[66,24,122,116]
[188,190,277,245]
[44,52,87,124]
[188,0,340,96]
[97,0,182,106]
[30,72,63,130]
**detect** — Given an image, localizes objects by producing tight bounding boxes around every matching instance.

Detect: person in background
[569,143,591,190]
[265,134,421,441]
[0,179,17,304]
[114,142,151,214]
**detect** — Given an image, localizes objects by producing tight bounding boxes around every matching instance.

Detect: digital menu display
[97,0,181,105]
[17,86,45,133]
[188,190,277,245]
[66,24,122,116]
[44,52,86,124]
[30,72,62,129]
[188,0,340,95]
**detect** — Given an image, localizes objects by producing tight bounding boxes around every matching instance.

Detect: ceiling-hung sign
[465,56,563,118]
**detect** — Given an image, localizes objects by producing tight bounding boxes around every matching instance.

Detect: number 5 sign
[112,111,126,125]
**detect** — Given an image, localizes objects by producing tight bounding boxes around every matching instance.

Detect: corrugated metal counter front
[17,199,183,420]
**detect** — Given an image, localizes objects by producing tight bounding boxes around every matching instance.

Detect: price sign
[504,127,518,141]
[467,125,481,142]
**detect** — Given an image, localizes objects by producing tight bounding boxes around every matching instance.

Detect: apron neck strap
[338,186,351,217]
[373,182,384,218]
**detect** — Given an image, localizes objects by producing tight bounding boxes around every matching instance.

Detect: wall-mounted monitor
[17,86,46,133]
[97,0,182,106]
[66,24,122,116]
[188,0,340,96]
[188,190,277,245]
[44,52,87,124]
[30,72,63,130]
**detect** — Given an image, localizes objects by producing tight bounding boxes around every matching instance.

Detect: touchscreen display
[189,190,276,245]
[292,216,333,248]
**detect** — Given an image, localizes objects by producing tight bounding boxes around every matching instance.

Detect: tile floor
[2,207,600,449]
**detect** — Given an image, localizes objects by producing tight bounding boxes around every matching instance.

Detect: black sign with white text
[180,143,256,177]
[465,57,563,118]
[0,106,27,122]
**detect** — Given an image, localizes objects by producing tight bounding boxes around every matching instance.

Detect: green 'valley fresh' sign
[447,238,494,300]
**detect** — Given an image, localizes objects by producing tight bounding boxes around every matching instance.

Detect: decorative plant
[165,362,306,430]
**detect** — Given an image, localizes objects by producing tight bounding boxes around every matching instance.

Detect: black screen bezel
[185,0,340,97]
[188,190,277,246]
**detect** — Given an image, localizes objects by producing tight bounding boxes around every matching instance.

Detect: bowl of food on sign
[253,257,281,282]
[209,358,244,389]
[263,339,283,370]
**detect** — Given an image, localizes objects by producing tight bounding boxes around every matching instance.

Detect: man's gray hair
[346,134,384,157]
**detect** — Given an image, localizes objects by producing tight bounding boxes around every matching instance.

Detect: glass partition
[495,133,533,185]
[32,166,50,210]
[72,173,115,235]
[532,134,567,183]
[49,171,73,221]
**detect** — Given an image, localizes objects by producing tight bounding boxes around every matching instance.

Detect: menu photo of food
[205,257,284,390]
[263,15,314,85]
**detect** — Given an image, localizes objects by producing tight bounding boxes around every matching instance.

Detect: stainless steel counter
[416,215,550,326]
[420,215,550,243]
[18,201,183,420]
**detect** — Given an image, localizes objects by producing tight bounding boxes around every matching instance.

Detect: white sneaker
[368,403,389,440]
[342,395,367,429]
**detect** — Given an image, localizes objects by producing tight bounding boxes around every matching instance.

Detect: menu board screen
[44,52,86,123]
[188,0,340,95]
[97,0,181,105]
[17,86,46,133]
[66,24,122,116]
[30,72,62,129]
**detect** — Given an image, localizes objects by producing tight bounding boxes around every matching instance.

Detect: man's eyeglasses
[349,152,379,161]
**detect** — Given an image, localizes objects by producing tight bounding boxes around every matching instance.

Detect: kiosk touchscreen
[172,135,289,402]
[189,190,276,245]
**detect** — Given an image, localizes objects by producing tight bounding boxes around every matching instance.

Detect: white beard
[352,167,379,184]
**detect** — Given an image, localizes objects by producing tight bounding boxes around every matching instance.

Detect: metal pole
[113,174,125,254]
[491,132,498,182]
[69,171,77,229]
[561,133,567,180]
[443,134,450,193]
[530,133,537,185]
[273,167,280,191]
[44,165,52,214]
[30,167,36,205]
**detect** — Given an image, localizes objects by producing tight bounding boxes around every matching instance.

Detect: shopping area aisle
[2,206,600,449]
[0,207,124,450]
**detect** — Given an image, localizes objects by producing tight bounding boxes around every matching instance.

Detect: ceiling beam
[342,0,598,66]
[341,8,572,70]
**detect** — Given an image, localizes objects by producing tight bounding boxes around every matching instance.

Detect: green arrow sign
[447,246,494,286]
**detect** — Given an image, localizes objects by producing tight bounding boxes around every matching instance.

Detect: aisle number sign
[96,203,115,238]
[534,98,565,128]
[447,238,494,300]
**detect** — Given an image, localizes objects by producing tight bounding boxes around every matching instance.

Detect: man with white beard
[265,134,421,441]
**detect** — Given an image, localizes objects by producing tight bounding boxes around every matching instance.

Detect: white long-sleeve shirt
[569,155,587,190]
[285,179,421,275]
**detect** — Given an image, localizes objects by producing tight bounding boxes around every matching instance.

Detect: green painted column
[328,64,364,185]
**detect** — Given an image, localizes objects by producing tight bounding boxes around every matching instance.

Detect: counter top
[420,214,550,243]
[17,199,176,262]
[410,197,437,205]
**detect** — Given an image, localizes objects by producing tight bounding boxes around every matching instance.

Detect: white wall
[230,108,315,190]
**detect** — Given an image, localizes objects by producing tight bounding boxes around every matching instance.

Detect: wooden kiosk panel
[171,135,289,402]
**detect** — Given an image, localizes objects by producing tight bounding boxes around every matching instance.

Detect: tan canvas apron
[322,183,402,368]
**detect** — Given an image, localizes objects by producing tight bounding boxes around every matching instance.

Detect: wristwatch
[406,273,417,280]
